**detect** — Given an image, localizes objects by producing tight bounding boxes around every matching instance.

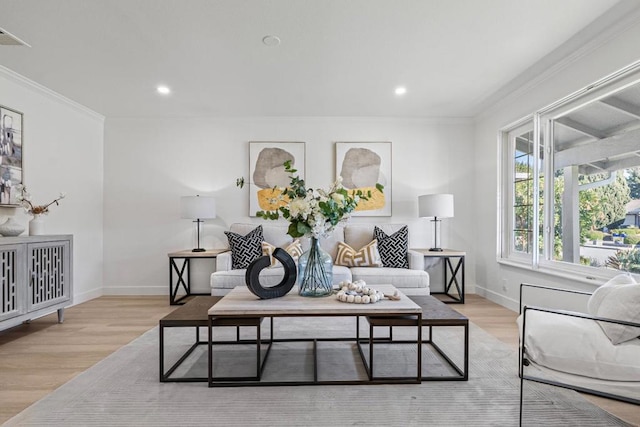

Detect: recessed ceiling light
[262,35,281,47]
[395,86,407,96]
[157,85,171,95]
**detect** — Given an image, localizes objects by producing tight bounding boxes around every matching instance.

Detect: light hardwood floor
[0,295,637,425]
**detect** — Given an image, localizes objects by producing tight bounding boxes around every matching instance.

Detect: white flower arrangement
[249,161,383,239]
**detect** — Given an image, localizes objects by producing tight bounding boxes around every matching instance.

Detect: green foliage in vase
[255,160,383,238]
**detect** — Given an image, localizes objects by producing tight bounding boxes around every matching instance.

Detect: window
[513,129,535,254]
[500,62,640,278]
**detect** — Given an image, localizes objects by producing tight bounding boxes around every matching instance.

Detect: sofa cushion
[262,239,303,267]
[588,274,640,344]
[300,226,345,260]
[335,240,382,267]
[345,224,409,251]
[211,265,352,292]
[224,225,263,269]
[211,267,290,290]
[230,223,292,248]
[374,225,409,269]
[351,267,428,289]
[518,310,640,381]
[332,265,352,284]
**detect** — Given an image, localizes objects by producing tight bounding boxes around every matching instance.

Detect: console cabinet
[0,235,73,331]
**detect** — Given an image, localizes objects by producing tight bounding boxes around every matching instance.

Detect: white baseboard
[474,285,519,313]
[72,287,103,305]
[102,286,168,296]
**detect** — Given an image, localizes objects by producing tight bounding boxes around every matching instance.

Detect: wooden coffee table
[207,285,423,387]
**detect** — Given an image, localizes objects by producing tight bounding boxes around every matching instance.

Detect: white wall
[103,117,475,295]
[0,67,105,304]
[473,20,640,311]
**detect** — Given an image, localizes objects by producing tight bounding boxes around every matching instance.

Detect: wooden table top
[160,296,222,326]
[410,249,466,257]
[208,285,421,317]
[408,295,468,325]
[167,249,228,258]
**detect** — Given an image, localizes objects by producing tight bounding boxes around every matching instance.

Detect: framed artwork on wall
[335,141,391,216]
[249,141,305,216]
[0,105,23,207]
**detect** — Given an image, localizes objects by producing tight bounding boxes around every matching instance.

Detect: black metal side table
[168,249,227,305]
[411,249,465,304]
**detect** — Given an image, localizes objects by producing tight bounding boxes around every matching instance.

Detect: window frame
[498,116,537,265]
[498,59,640,283]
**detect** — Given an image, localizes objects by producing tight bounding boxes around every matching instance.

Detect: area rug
[3,317,631,427]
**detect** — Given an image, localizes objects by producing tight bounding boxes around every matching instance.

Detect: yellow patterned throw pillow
[262,240,303,267]
[336,240,382,267]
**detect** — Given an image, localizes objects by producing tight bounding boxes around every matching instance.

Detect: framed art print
[336,141,391,216]
[249,141,305,216]
[0,105,23,206]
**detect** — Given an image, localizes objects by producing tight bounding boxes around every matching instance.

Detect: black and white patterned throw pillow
[225,225,264,269]
[374,226,409,269]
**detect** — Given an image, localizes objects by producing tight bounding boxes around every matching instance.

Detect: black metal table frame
[169,255,214,305]
[364,317,468,381]
[207,312,422,387]
[159,318,274,382]
[430,255,465,304]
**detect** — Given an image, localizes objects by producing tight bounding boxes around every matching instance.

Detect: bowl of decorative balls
[335,280,400,304]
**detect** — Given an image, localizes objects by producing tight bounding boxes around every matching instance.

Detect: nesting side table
[412,249,465,304]
[168,249,227,305]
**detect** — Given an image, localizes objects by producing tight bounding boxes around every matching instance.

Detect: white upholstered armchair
[517,277,640,422]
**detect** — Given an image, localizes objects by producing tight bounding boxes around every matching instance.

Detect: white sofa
[210,222,430,296]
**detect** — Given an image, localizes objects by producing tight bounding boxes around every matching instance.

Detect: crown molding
[0,65,104,123]
[473,0,640,123]
[107,115,474,125]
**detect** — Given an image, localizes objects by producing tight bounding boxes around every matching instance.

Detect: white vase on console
[29,214,45,236]
[0,217,25,236]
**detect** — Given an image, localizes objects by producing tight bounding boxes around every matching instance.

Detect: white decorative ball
[354,295,362,304]
[363,295,371,304]
[346,294,355,303]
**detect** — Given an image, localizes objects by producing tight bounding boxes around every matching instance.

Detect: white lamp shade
[181,195,216,219]
[418,194,454,218]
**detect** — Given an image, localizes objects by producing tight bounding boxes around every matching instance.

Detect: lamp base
[192,248,206,252]
[429,247,444,252]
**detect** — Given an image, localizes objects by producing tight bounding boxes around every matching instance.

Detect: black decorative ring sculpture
[245,248,297,299]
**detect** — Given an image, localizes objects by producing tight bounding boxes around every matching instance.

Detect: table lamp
[418,194,454,252]
[181,195,216,252]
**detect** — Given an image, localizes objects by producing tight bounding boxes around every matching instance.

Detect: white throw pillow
[587,273,640,345]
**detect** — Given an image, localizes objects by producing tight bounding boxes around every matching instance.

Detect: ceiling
[0,0,627,118]
[554,79,640,175]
